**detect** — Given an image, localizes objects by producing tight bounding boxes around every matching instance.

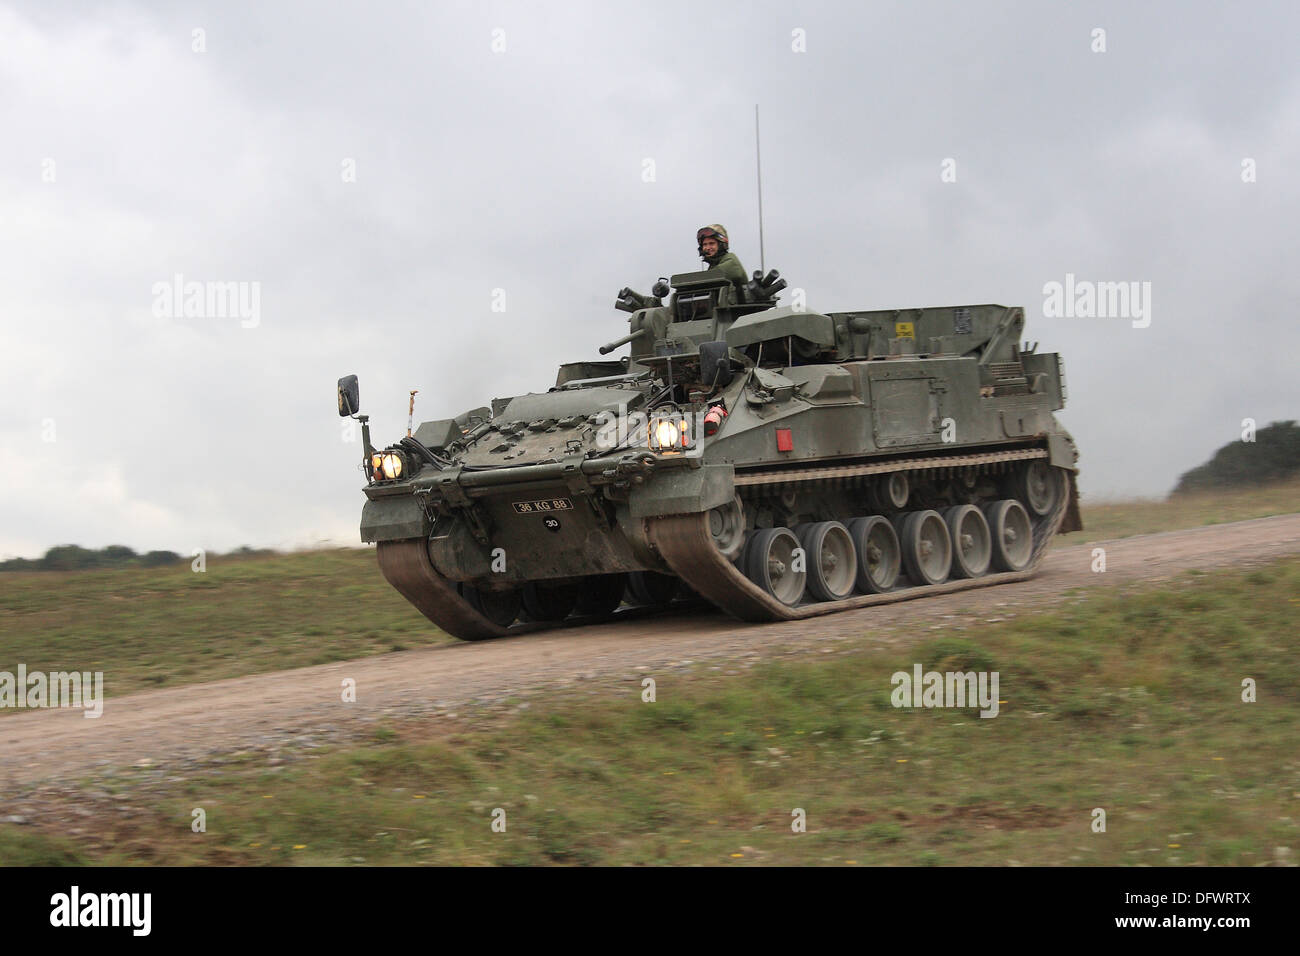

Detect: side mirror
[337,375,360,416]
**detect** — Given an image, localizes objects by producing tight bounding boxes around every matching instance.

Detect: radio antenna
[755,104,766,275]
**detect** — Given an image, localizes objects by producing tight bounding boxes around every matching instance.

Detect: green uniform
[705,251,748,286]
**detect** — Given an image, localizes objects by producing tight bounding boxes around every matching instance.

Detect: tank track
[647,452,1071,623]
[376,538,510,641]
[376,446,1074,639]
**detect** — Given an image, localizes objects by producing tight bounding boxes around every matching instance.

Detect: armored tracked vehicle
[338,267,1081,641]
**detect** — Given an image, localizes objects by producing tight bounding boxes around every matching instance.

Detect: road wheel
[794,521,857,602]
[626,571,680,606]
[984,499,1033,571]
[460,584,521,627]
[743,527,806,606]
[943,504,992,578]
[1017,460,1063,517]
[708,494,747,563]
[899,510,952,586]
[874,472,910,511]
[521,581,580,621]
[572,573,627,617]
[847,516,901,593]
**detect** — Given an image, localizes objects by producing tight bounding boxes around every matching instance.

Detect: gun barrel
[599,327,650,355]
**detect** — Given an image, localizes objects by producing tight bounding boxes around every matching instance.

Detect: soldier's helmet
[696,224,730,257]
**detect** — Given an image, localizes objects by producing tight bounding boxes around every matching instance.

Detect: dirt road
[3,514,1297,791]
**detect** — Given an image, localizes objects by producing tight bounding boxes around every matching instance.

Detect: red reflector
[776,428,794,452]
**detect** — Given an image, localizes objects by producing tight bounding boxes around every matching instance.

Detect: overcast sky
[2,0,1296,559]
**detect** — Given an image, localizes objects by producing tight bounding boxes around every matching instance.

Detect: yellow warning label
[894,322,915,339]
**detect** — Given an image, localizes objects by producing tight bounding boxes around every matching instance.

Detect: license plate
[511,497,574,515]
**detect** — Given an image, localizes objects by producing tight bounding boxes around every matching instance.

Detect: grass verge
[2,556,1296,866]
[0,549,442,702]
[1065,477,1300,543]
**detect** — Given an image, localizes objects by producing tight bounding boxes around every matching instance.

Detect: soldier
[697,224,748,287]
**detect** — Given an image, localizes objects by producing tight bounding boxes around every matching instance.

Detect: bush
[100,545,138,565]
[139,550,183,567]
[41,545,103,571]
[1173,420,1300,495]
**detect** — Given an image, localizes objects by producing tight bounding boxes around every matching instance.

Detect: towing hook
[621,451,657,475]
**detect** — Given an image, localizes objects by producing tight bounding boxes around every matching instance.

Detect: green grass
[1065,477,1300,543]
[0,548,446,701]
[4,557,1297,866]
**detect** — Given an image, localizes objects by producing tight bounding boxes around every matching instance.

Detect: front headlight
[648,413,692,452]
[371,450,405,481]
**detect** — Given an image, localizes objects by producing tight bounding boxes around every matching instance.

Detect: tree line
[1172,420,1300,495]
[0,544,273,572]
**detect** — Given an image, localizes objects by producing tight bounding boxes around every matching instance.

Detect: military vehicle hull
[345,279,1081,641]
